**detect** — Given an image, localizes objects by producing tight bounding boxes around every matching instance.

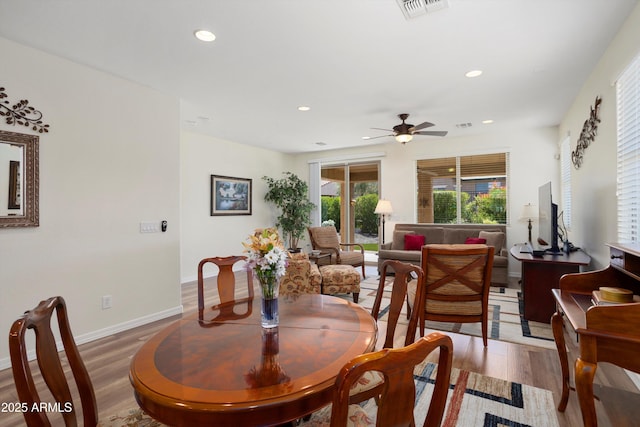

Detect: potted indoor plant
[262,172,315,252]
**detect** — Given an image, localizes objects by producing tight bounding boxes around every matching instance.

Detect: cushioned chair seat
[319,264,361,303]
[329,251,362,267]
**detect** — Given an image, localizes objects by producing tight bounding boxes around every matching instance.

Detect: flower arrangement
[321,219,335,227]
[243,228,288,299]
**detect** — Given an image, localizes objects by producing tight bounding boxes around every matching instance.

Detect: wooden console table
[510,244,590,323]
[551,242,640,427]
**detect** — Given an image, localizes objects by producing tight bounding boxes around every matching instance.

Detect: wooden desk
[551,243,640,427]
[129,294,377,427]
[510,245,590,323]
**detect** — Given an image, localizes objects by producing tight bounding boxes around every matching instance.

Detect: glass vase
[259,278,280,328]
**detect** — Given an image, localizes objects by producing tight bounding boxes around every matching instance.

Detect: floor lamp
[375,199,393,244]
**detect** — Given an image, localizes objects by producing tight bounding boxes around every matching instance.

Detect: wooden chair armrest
[313,245,340,255]
[339,243,364,253]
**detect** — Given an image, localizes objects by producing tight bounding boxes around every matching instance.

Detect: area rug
[415,362,559,427]
[353,276,556,350]
[302,362,559,427]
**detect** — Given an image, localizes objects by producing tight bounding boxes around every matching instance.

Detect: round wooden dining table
[129,294,377,426]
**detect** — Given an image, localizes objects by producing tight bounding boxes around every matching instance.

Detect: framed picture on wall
[210,175,252,216]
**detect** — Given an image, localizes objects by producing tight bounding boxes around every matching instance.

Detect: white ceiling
[0,0,637,153]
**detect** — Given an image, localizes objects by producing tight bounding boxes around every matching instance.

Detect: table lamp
[375,199,393,244]
[520,203,537,242]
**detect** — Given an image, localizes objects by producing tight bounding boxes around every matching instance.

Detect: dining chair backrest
[420,243,494,346]
[330,332,453,427]
[9,296,99,427]
[372,259,425,349]
[197,256,254,315]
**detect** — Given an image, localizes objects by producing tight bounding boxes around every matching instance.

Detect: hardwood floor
[1,266,639,426]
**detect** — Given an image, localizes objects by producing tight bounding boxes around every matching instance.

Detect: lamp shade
[520,203,537,221]
[375,199,393,215]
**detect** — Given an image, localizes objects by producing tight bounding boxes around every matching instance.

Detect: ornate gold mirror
[0,130,39,227]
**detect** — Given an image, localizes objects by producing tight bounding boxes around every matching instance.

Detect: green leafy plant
[355,193,379,234]
[321,196,341,231]
[263,172,315,250]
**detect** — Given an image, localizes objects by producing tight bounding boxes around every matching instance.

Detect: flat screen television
[538,182,562,254]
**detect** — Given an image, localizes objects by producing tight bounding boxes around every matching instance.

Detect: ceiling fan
[370,113,448,144]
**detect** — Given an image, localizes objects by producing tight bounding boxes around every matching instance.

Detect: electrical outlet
[102,295,112,310]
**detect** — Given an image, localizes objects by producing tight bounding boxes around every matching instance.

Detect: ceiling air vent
[456,122,473,129]
[396,0,449,20]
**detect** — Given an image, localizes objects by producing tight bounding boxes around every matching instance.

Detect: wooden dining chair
[372,259,426,350]
[307,226,366,278]
[347,259,426,405]
[409,244,494,347]
[9,296,164,427]
[330,332,453,427]
[197,255,254,315]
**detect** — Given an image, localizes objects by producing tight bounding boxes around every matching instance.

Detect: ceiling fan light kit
[372,113,448,144]
[395,133,413,144]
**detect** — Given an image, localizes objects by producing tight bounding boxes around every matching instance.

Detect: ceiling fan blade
[415,130,448,137]
[367,134,394,140]
[370,127,393,132]
[411,121,435,131]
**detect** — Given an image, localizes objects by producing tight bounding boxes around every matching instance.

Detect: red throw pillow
[404,234,426,250]
[465,237,487,244]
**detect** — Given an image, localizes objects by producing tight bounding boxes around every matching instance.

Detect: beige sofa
[378,223,508,285]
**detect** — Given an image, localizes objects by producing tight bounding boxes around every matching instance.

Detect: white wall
[293,126,561,278]
[180,132,291,282]
[0,37,181,367]
[559,3,640,269]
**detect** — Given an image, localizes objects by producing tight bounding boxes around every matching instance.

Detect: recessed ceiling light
[482,119,494,124]
[362,136,371,140]
[194,30,216,42]
[298,106,311,111]
[465,70,483,78]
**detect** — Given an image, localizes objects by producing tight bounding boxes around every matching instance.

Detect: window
[417,153,508,224]
[617,53,640,243]
[560,136,572,230]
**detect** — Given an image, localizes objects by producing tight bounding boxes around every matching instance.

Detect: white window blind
[617,53,640,243]
[560,136,572,230]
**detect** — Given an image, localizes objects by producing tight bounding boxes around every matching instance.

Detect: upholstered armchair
[307,226,366,277]
[280,252,322,296]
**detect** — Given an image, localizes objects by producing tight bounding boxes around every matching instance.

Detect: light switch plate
[140,221,160,233]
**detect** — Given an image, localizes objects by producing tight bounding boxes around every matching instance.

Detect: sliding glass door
[320,162,380,250]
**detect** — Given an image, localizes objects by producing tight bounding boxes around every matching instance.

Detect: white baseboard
[0,305,183,371]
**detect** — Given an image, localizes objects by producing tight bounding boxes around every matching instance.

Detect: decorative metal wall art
[0,87,50,133]
[571,96,601,169]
